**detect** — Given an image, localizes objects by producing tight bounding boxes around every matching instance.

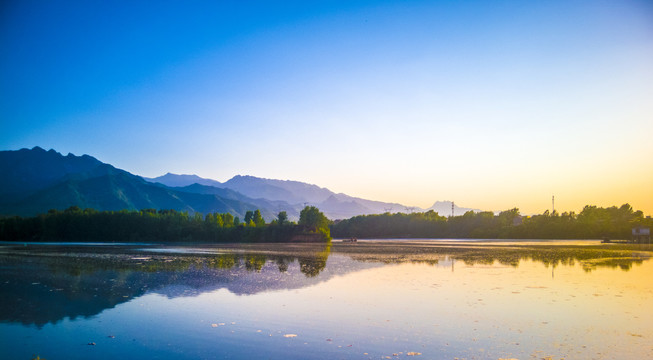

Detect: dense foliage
[298,206,332,240]
[1,203,649,242]
[331,204,652,240]
[0,206,331,243]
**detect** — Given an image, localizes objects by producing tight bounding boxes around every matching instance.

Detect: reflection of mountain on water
[0,246,380,328]
[3,242,650,328]
[148,254,371,299]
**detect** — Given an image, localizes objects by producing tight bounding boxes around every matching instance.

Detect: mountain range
[0,147,479,220]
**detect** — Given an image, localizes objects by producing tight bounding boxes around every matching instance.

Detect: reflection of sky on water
[1,243,652,360]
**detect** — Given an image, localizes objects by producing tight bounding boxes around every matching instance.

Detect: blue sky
[2,0,652,214]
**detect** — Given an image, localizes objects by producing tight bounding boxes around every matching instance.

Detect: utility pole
[451,201,455,217]
[552,195,555,214]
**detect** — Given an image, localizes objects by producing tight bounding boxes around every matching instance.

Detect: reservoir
[1,240,651,359]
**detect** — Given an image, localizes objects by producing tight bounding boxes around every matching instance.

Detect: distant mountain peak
[430,200,453,207]
[321,194,342,205]
[427,200,479,215]
[145,173,222,188]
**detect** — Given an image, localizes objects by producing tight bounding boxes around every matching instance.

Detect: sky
[2,0,652,215]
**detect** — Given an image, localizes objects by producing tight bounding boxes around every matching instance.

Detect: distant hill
[427,201,480,217]
[0,148,284,220]
[1,147,483,220]
[145,173,222,188]
[223,175,333,204]
[145,173,408,219]
[0,146,104,204]
[150,173,329,205]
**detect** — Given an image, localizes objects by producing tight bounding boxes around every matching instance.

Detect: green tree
[244,211,254,225]
[277,211,288,225]
[253,209,265,226]
[299,206,331,240]
[498,208,520,226]
[299,206,329,229]
[193,212,203,223]
[222,213,234,227]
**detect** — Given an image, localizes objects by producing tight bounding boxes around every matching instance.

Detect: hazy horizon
[2,1,652,215]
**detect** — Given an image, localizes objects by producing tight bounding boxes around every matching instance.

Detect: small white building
[631,226,651,243]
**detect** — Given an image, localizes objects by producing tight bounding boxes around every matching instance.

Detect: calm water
[1,241,652,360]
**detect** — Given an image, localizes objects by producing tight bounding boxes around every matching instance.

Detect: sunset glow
[2,0,652,215]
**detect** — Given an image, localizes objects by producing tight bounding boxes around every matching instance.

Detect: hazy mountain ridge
[149,173,332,205]
[144,173,222,188]
[146,174,480,218]
[1,147,480,219]
[0,148,283,219]
[148,173,414,218]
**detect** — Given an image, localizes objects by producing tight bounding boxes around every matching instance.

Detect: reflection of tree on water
[298,243,331,277]
[455,247,649,272]
[202,244,332,277]
[207,254,237,270]
[276,258,289,273]
[245,255,267,272]
[335,243,651,272]
[3,242,647,329]
[579,257,646,272]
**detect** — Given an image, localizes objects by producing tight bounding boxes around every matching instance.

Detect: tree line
[330,203,652,240]
[0,206,331,243]
[1,203,649,242]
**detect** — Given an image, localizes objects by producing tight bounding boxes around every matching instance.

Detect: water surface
[1,240,651,359]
